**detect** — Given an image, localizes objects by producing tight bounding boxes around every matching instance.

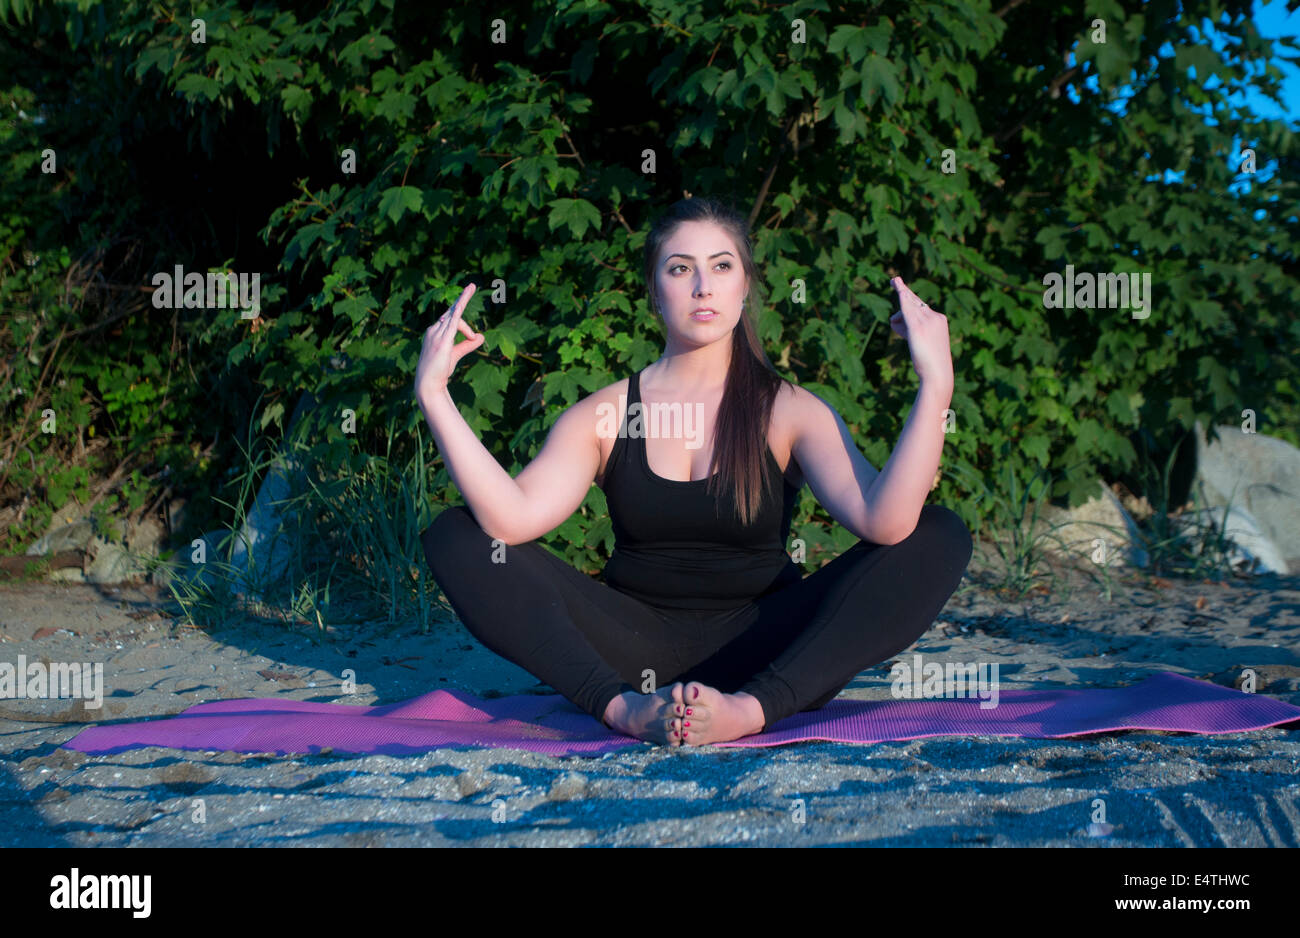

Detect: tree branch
[750,112,800,230]
[560,124,634,235]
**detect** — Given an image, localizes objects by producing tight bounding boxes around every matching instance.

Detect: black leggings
[420,503,973,732]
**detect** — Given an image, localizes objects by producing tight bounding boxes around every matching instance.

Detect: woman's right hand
[415,282,485,402]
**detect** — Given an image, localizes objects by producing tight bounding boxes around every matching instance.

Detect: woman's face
[654,220,748,344]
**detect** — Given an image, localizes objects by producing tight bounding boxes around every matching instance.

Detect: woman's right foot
[603,683,686,746]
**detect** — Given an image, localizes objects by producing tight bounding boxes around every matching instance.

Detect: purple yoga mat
[63,672,1300,759]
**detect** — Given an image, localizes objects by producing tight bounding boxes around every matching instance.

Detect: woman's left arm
[863,277,955,541]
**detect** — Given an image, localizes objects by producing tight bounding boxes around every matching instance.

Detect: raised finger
[892,276,923,307]
[432,283,474,331]
[895,279,938,317]
[449,282,476,325]
[891,277,917,313]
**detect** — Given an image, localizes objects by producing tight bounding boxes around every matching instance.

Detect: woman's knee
[421,504,488,563]
[910,504,973,566]
[425,504,482,535]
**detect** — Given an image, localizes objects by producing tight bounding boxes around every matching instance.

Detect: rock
[1035,480,1149,569]
[1194,420,1300,574]
[1172,504,1286,575]
[457,768,489,799]
[171,391,317,601]
[1211,664,1300,694]
[161,529,244,594]
[0,503,18,537]
[54,515,169,585]
[147,562,175,588]
[1115,486,1155,522]
[166,497,190,536]
[25,520,95,557]
[40,496,89,533]
[127,517,165,556]
[547,771,588,802]
[85,536,149,585]
[46,564,86,584]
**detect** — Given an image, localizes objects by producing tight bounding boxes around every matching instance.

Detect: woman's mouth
[691,311,718,321]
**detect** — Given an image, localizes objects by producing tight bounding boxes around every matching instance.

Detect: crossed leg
[668,504,974,745]
[420,503,972,747]
[422,505,701,747]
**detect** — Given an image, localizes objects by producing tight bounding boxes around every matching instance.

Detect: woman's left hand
[889,277,954,391]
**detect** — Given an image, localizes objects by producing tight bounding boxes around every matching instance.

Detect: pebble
[547,771,588,802]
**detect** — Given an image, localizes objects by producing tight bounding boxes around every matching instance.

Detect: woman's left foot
[677,682,766,745]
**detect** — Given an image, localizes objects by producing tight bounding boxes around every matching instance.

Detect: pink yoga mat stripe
[62,672,1300,759]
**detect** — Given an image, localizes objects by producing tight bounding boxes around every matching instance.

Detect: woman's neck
[646,349,731,394]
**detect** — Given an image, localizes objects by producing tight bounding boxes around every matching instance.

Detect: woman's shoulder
[773,378,844,418]
[546,373,632,429]
[770,376,824,424]
[583,373,633,414]
[769,377,850,464]
[594,371,634,398]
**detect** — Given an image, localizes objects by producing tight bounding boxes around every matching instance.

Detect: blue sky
[1061,0,1298,120]
[1241,0,1300,121]
[1061,1,1298,188]
[1220,0,1297,191]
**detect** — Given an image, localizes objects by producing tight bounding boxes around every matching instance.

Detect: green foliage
[1,0,1297,599]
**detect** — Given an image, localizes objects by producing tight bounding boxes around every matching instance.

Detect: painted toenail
[686,708,692,715]
[684,722,690,727]
[693,687,699,699]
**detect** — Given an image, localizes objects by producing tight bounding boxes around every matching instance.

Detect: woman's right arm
[415,283,599,545]
[419,389,601,545]
[418,386,523,541]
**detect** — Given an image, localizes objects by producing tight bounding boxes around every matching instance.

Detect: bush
[2,0,1296,600]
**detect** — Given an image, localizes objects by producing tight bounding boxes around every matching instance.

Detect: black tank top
[599,368,802,610]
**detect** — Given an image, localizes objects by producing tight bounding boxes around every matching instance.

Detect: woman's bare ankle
[602,692,632,729]
[601,686,682,745]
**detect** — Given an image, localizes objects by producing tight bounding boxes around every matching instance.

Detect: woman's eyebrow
[665,251,735,261]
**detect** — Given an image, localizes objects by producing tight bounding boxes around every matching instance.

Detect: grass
[158,402,454,641]
[946,435,1246,604]
[947,458,1119,603]
[18,394,1255,631]
[1127,433,1251,580]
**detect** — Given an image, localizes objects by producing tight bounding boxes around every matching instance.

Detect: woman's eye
[671,262,730,273]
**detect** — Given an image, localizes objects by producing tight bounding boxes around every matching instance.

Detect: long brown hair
[642,197,791,525]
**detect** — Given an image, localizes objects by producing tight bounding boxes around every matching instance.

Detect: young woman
[415,197,972,747]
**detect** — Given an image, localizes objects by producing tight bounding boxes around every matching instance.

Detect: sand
[1,547,1298,847]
